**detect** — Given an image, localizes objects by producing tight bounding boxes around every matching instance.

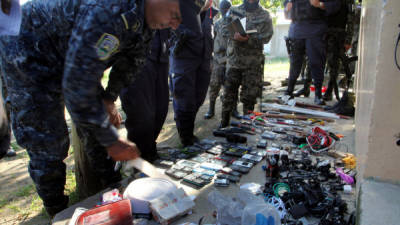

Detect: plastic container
[241,202,281,225]
[123,178,177,214]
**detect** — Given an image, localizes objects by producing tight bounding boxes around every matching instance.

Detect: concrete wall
[355,0,400,184]
[268,23,290,58]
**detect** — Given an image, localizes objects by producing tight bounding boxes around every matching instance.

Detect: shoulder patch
[95,33,120,61]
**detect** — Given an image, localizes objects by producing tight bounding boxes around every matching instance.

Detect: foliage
[231,0,285,13]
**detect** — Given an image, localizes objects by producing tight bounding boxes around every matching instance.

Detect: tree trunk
[71,124,103,199]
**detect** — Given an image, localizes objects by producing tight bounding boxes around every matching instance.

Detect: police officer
[118,29,171,163]
[293,56,312,97]
[284,0,340,105]
[170,0,218,147]
[0,0,204,216]
[323,0,353,101]
[0,0,21,159]
[204,0,234,120]
[220,0,273,127]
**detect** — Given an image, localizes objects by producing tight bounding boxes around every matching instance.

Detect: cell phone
[242,154,263,163]
[207,144,225,155]
[201,162,223,171]
[154,160,174,168]
[221,167,242,177]
[191,155,208,163]
[216,155,236,164]
[217,173,240,183]
[225,148,247,157]
[262,131,277,140]
[193,167,216,177]
[257,139,268,149]
[176,160,200,169]
[232,160,253,168]
[230,164,250,174]
[214,178,230,187]
[183,174,207,188]
[165,169,189,179]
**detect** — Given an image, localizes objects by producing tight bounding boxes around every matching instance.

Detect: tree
[231,0,285,14]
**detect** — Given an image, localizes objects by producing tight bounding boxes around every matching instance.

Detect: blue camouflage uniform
[0,0,152,215]
[170,7,218,146]
[284,0,340,104]
[119,29,170,162]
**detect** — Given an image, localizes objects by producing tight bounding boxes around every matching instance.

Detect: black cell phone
[154,160,174,168]
[217,173,240,183]
[183,174,207,188]
[216,155,236,164]
[207,144,225,155]
[257,139,268,149]
[214,178,230,187]
[230,164,250,174]
[224,148,247,157]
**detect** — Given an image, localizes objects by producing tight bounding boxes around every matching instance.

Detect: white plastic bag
[241,202,281,225]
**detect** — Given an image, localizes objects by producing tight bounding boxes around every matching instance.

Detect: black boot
[232,107,241,119]
[243,104,254,115]
[180,135,194,147]
[284,79,296,97]
[204,100,215,119]
[220,112,231,128]
[45,195,69,218]
[293,82,311,97]
[323,82,333,101]
[314,85,326,105]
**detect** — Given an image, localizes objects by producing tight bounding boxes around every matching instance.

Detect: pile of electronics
[155,111,356,224]
[156,140,266,188]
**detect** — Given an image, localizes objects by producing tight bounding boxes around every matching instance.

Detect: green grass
[264,57,290,74]
[15,184,35,197]
[65,170,79,206]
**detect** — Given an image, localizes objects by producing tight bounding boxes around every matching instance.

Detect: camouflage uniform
[348,1,361,75]
[0,0,152,215]
[324,0,354,101]
[208,16,230,105]
[222,3,273,121]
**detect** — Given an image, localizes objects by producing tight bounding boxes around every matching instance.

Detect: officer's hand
[103,99,122,128]
[285,2,292,12]
[344,44,352,51]
[106,138,141,161]
[234,32,249,42]
[309,0,324,9]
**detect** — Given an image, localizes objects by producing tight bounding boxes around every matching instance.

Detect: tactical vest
[292,0,324,21]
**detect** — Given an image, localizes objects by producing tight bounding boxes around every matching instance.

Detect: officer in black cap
[284,0,340,105]
[0,0,204,216]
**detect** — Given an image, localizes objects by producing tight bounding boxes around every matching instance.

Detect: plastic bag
[208,190,244,225]
[241,202,281,225]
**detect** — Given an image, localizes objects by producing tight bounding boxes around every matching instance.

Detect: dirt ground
[0,58,355,225]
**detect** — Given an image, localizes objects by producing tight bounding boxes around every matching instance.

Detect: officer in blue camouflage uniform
[0,0,21,159]
[170,0,218,147]
[204,0,233,120]
[119,29,171,163]
[220,0,273,127]
[284,0,340,105]
[323,0,353,101]
[0,0,204,216]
